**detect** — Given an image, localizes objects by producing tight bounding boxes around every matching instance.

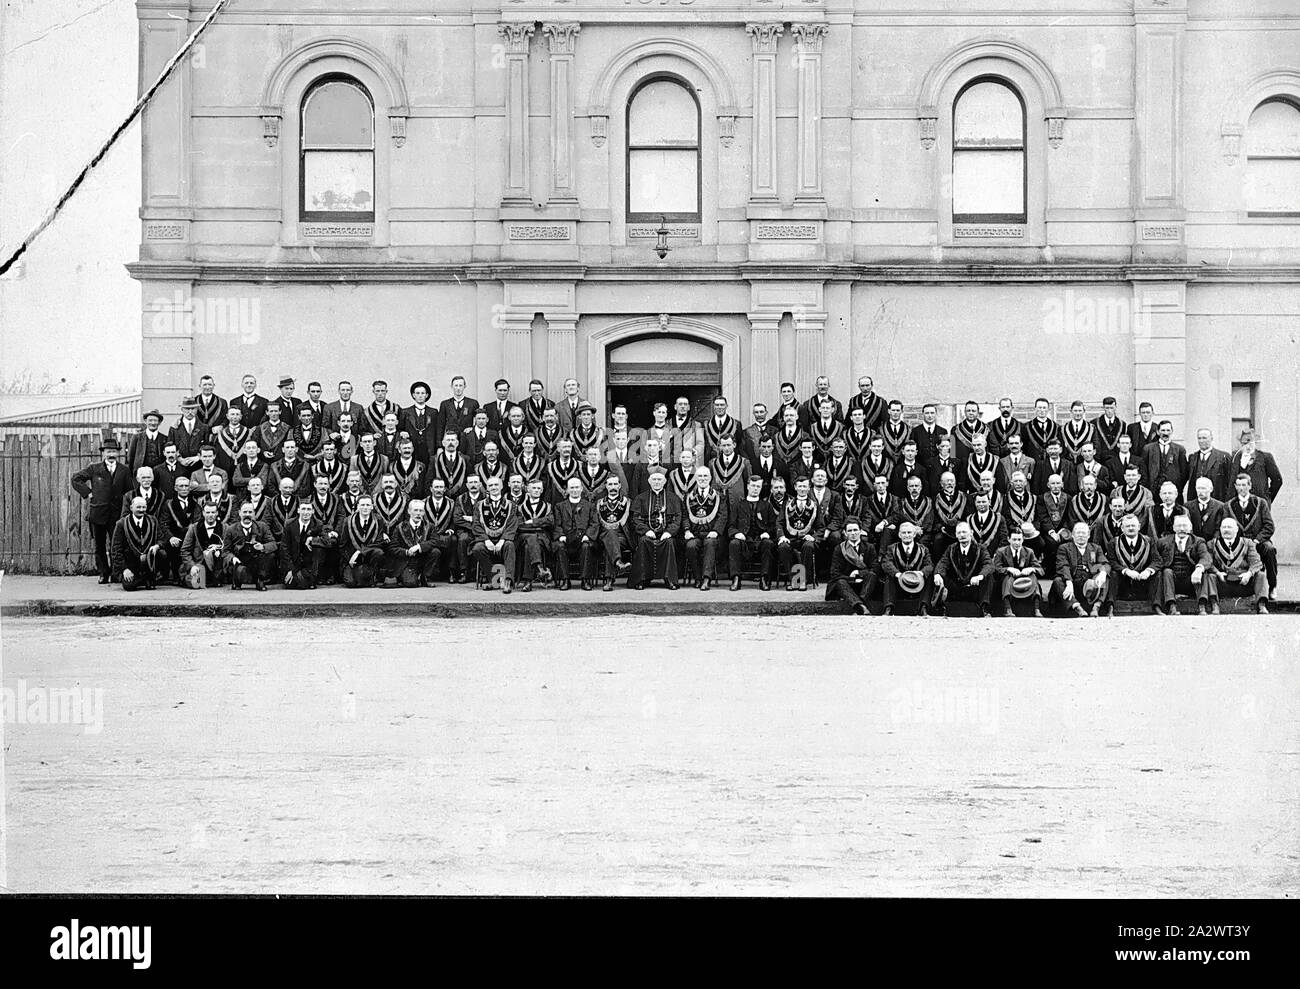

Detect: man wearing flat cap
[72,438,133,582]
[401,381,439,465]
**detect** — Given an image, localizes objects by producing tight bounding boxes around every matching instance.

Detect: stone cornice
[126,260,1300,285]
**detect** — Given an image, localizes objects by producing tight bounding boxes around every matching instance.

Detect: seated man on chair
[880,521,933,616]
[1208,515,1270,614]
[1156,514,1213,615]
[991,527,1045,617]
[1053,521,1109,618]
[1105,513,1162,616]
[826,518,877,615]
[932,520,995,617]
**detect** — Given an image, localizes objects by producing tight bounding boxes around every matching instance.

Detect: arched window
[1245,97,1300,216]
[952,78,1026,224]
[626,77,701,223]
[300,75,375,222]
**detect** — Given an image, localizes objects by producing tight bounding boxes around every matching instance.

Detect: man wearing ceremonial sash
[112,495,164,590]
[840,474,865,524]
[771,405,806,465]
[826,518,877,615]
[987,397,1023,459]
[927,437,960,498]
[362,380,402,437]
[312,439,349,495]
[932,521,995,617]
[960,433,999,495]
[891,475,935,550]
[475,441,510,492]
[669,448,698,504]
[271,438,309,493]
[267,477,301,541]
[974,471,1004,521]
[992,527,1045,617]
[341,494,388,588]
[122,465,165,520]
[1039,474,1072,577]
[709,435,751,502]
[728,475,776,591]
[373,474,409,542]
[223,500,278,591]
[965,491,1007,554]
[332,412,360,463]
[291,406,325,464]
[859,435,892,491]
[306,474,343,581]
[932,471,968,561]
[847,376,888,432]
[880,401,911,464]
[822,436,858,494]
[399,382,439,465]
[1054,522,1109,617]
[681,467,726,590]
[800,376,843,428]
[809,468,845,564]
[808,397,844,460]
[428,432,469,500]
[1091,396,1126,461]
[471,476,518,592]
[1105,513,1163,615]
[227,474,272,527]
[570,401,605,460]
[1156,515,1213,614]
[353,433,389,493]
[777,476,821,590]
[594,475,633,591]
[160,475,198,582]
[1066,474,1108,535]
[702,396,743,462]
[577,444,611,498]
[950,401,988,462]
[498,406,530,464]
[881,522,933,616]
[420,479,457,584]
[1209,516,1269,613]
[534,407,564,460]
[213,407,253,476]
[843,406,875,464]
[1060,401,1097,462]
[280,502,326,590]
[1023,397,1061,461]
[1002,469,1041,552]
[388,438,426,499]
[546,437,582,501]
[515,479,554,590]
[521,379,555,435]
[512,434,546,490]
[192,376,228,433]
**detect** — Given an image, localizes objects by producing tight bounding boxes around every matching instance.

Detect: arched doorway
[586,316,742,429]
[606,335,722,427]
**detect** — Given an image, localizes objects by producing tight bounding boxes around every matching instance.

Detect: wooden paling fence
[0,429,137,575]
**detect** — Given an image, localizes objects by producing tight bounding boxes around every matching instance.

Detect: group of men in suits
[73,374,1283,611]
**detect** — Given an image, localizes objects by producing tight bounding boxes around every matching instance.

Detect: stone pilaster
[500,311,535,393]
[546,314,578,394]
[543,23,580,205]
[1133,0,1186,261]
[747,312,782,411]
[141,280,195,414]
[1131,279,1188,440]
[791,24,827,203]
[746,23,782,204]
[499,22,536,206]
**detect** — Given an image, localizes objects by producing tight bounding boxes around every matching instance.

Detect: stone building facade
[130,0,1298,550]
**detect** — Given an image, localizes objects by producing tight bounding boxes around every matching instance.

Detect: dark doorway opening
[608,385,718,431]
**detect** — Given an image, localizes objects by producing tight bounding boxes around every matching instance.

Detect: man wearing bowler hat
[270,376,303,423]
[71,438,133,582]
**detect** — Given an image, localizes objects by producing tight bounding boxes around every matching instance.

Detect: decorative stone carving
[262,115,280,148]
[918,112,937,150]
[591,113,608,148]
[1047,113,1065,148]
[389,114,407,148]
[544,22,579,55]
[498,22,535,53]
[790,23,827,55]
[745,22,783,53]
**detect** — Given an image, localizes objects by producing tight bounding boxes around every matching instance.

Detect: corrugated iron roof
[0,392,142,425]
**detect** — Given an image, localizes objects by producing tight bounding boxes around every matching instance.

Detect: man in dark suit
[126,409,168,474]
[1090,396,1126,461]
[1104,513,1163,615]
[552,476,598,590]
[1156,515,1214,615]
[932,521,995,616]
[748,435,788,499]
[1105,433,1147,490]
[742,403,776,461]
[630,468,681,590]
[1032,438,1077,496]
[400,381,439,465]
[111,495,165,590]
[1226,472,1278,599]
[71,438,133,582]
[1053,521,1110,617]
[229,374,268,429]
[438,375,480,441]
[301,382,328,428]
[323,381,364,434]
[1185,477,1226,544]
[459,409,498,464]
[1185,428,1230,501]
[846,376,888,432]
[799,375,843,428]
[483,379,519,433]
[268,376,304,423]
[910,404,948,466]
[180,501,227,587]
[1142,420,1189,501]
[1232,429,1284,503]
[170,397,211,466]
[192,375,228,431]
[1126,402,1158,458]
[223,500,279,590]
[279,502,327,589]
[825,519,877,614]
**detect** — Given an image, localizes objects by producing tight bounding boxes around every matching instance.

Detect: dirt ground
[2,615,1297,896]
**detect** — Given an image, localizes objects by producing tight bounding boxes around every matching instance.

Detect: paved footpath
[2,614,1297,895]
